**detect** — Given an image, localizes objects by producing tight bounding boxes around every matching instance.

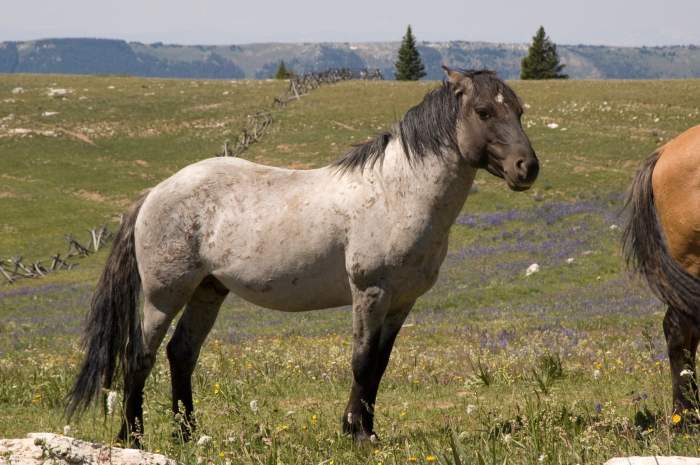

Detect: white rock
[47,88,70,98]
[605,458,700,465]
[0,433,180,465]
[525,263,540,276]
[11,87,24,94]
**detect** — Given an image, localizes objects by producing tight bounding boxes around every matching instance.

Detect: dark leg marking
[166,276,228,440]
[341,292,412,441]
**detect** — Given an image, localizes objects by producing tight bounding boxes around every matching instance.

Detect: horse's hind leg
[166,276,228,440]
[119,297,182,445]
[664,307,700,413]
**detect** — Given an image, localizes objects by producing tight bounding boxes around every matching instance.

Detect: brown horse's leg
[664,307,700,413]
[166,276,228,441]
[118,299,179,446]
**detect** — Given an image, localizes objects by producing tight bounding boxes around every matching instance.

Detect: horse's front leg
[342,284,413,441]
[342,285,390,440]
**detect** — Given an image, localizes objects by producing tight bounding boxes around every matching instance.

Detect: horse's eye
[476,109,492,121]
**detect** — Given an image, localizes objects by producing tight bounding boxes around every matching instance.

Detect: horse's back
[135,157,352,310]
[652,125,700,275]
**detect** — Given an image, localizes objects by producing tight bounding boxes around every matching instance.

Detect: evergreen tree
[395,25,426,81]
[275,60,291,79]
[521,26,568,80]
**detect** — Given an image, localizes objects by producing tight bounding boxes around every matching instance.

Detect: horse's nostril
[515,158,527,178]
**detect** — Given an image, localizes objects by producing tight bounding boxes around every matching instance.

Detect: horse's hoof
[117,426,143,449]
[341,412,376,442]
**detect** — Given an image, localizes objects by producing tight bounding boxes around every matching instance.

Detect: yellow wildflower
[672,414,682,425]
[218,451,225,458]
[213,383,221,395]
[426,455,437,462]
[408,457,417,462]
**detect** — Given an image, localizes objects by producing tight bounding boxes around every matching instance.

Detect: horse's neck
[374,140,476,232]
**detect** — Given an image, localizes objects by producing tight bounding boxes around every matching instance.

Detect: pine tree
[395,25,426,81]
[521,26,568,80]
[275,61,291,79]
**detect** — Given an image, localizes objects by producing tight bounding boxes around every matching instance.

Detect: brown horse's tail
[622,150,700,319]
[66,193,148,418]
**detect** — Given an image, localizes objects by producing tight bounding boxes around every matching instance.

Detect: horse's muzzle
[506,153,539,191]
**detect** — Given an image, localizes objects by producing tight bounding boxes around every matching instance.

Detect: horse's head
[444,66,539,191]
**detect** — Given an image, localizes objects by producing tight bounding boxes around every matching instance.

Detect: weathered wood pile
[0,225,113,284]
[216,68,383,158]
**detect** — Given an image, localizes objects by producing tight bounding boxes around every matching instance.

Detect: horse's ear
[442,65,471,97]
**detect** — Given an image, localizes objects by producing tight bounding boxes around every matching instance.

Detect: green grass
[2,75,700,464]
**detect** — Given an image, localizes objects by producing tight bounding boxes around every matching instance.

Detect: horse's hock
[0,433,180,465]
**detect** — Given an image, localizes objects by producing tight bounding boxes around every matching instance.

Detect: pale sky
[2,0,699,47]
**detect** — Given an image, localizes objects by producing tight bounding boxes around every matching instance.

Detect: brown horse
[623,124,700,414]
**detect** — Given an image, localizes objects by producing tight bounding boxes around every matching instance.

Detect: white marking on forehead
[495,93,505,104]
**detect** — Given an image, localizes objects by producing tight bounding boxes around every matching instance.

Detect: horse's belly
[213,262,352,312]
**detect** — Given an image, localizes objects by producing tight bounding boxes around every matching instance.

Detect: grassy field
[1,74,700,464]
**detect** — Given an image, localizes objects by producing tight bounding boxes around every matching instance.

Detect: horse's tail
[622,150,700,318]
[66,193,148,418]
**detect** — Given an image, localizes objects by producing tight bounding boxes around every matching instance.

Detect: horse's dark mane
[332,69,521,173]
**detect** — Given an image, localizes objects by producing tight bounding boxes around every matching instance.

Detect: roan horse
[624,124,700,418]
[66,67,539,443]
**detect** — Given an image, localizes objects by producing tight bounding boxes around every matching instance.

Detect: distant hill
[1,38,700,80]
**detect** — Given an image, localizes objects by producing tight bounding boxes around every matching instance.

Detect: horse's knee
[166,335,197,370]
[664,308,700,354]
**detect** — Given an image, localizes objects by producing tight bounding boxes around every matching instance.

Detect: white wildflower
[546,122,559,129]
[106,391,117,415]
[609,224,619,230]
[593,369,601,380]
[41,111,59,117]
[466,404,477,414]
[249,399,259,413]
[538,454,546,462]
[565,257,574,264]
[680,369,693,377]
[63,425,72,436]
[525,263,540,276]
[196,435,212,446]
